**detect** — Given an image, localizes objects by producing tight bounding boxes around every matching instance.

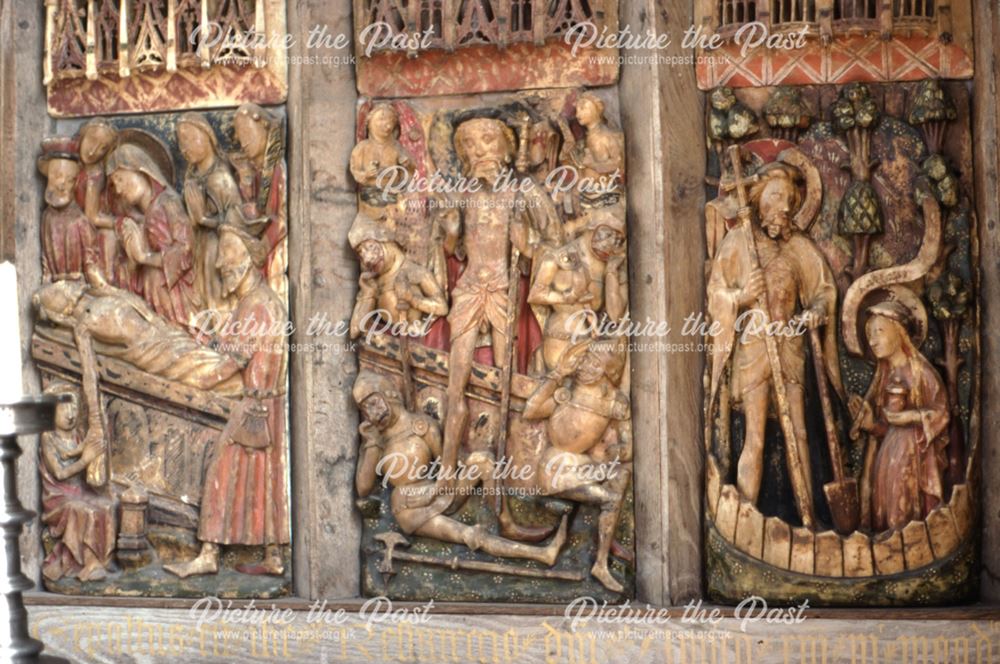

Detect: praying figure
[106,143,201,328]
[231,103,288,296]
[177,112,243,312]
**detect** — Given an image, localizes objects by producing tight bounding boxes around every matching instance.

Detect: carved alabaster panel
[347,90,636,601]
[702,81,979,605]
[44,0,288,117]
[31,106,291,597]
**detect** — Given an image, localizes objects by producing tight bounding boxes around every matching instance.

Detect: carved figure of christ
[440,117,534,484]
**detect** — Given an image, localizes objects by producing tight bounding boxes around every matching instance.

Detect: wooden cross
[719,144,759,209]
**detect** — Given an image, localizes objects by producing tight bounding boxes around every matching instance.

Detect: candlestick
[0,396,67,663]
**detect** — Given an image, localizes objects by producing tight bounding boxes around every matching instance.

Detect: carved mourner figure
[40,382,116,583]
[38,137,98,283]
[166,224,289,577]
[106,143,200,328]
[353,370,567,564]
[707,160,843,527]
[524,338,632,591]
[850,300,950,531]
[76,119,121,284]
[177,112,243,313]
[231,103,288,296]
[566,93,624,207]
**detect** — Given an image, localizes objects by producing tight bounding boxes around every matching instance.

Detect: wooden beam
[972,0,1000,603]
[286,0,362,600]
[1,0,51,585]
[620,0,706,605]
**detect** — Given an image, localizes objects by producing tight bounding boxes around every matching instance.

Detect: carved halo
[777,147,822,232]
[117,128,176,186]
[853,285,929,359]
[735,139,822,232]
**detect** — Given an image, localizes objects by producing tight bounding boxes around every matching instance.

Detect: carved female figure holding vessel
[850,299,950,532]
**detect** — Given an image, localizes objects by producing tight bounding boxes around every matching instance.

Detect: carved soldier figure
[531,211,628,370]
[707,162,843,527]
[231,103,287,296]
[353,370,567,564]
[76,118,121,284]
[349,236,448,340]
[38,137,98,282]
[178,112,243,313]
[523,337,632,591]
[106,143,200,328]
[165,224,289,577]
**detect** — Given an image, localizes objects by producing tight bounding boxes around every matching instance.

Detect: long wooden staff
[726,145,815,528]
[494,247,521,513]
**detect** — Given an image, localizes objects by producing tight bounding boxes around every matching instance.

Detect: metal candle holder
[0,395,65,663]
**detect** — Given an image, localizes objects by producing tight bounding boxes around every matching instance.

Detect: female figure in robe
[231,103,287,297]
[106,143,200,328]
[76,118,122,285]
[178,112,242,313]
[850,300,950,531]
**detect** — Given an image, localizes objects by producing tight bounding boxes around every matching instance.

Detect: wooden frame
[1,0,1000,635]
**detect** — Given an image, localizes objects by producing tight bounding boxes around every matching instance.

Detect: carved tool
[809,327,860,535]
[725,144,815,528]
[374,532,583,582]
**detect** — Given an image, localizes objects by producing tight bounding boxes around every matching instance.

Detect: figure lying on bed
[33,273,244,396]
